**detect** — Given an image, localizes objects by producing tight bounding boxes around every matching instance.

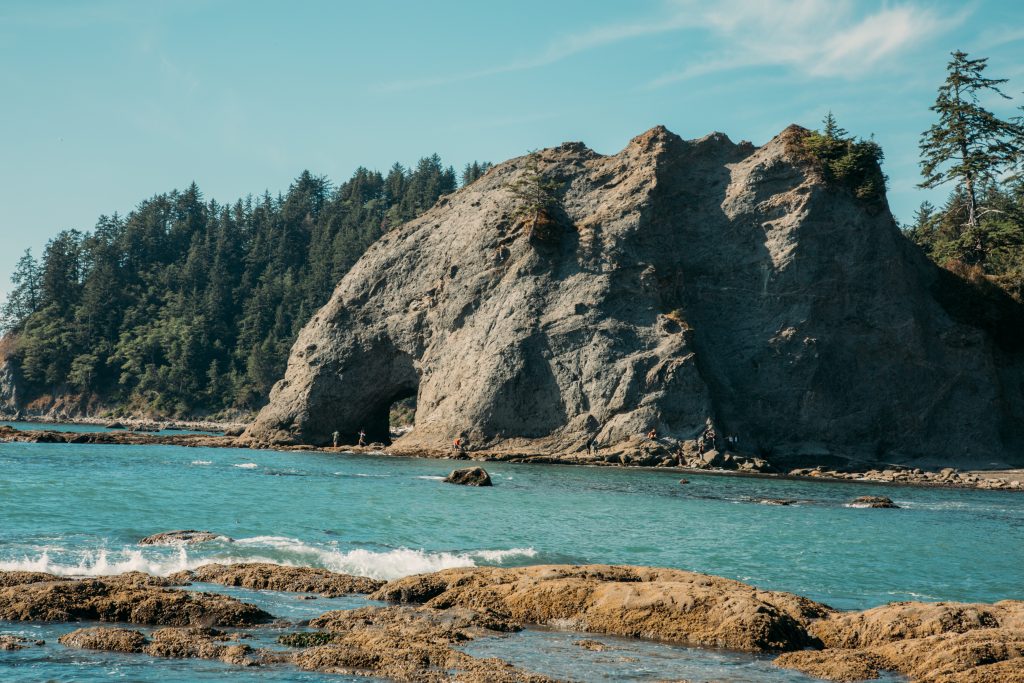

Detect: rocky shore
[2,422,1022,493]
[1,563,1021,681]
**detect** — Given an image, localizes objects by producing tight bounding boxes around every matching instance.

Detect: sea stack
[243,125,1024,467]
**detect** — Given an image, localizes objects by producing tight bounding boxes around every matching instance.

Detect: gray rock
[139,530,227,546]
[243,125,1024,466]
[848,496,899,509]
[443,467,492,487]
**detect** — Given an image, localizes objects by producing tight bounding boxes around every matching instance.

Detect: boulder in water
[443,466,492,487]
[848,496,899,509]
[138,530,227,545]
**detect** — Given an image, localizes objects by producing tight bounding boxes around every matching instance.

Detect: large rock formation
[244,125,1024,466]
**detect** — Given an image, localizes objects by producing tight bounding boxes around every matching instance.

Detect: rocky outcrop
[139,530,226,545]
[177,562,385,596]
[243,124,1024,467]
[294,605,560,682]
[0,571,270,626]
[0,424,237,448]
[0,355,23,416]
[443,466,493,486]
[372,564,833,651]
[59,626,276,667]
[774,600,1024,682]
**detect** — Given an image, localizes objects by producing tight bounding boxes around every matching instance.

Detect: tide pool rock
[0,573,271,626]
[443,467,492,487]
[372,564,833,652]
[177,563,384,596]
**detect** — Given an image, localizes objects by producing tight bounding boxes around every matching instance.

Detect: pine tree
[509,153,561,241]
[1,250,42,333]
[919,51,1023,233]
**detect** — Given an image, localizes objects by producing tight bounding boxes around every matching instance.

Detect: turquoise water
[1,440,1021,681]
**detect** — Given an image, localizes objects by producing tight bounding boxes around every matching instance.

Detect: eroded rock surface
[177,562,385,596]
[293,605,559,682]
[774,600,1024,682]
[243,125,1024,467]
[0,571,271,626]
[372,564,833,651]
[59,626,278,667]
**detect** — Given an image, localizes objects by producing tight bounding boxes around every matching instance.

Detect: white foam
[191,460,213,465]
[0,538,539,581]
[0,547,194,577]
[468,548,538,563]
[415,475,445,481]
[352,473,390,478]
[233,463,258,469]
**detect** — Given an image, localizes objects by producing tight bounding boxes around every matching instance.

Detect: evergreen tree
[509,152,561,241]
[919,51,1023,234]
[0,250,42,333]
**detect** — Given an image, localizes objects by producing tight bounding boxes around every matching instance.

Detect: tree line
[1,157,490,417]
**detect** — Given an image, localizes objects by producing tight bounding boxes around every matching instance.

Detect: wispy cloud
[375,9,696,92]
[647,0,971,88]
[378,1,967,94]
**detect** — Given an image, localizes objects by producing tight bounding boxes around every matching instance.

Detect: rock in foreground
[59,626,277,667]
[372,564,833,651]
[774,600,1024,682]
[443,466,493,486]
[176,562,385,596]
[0,572,271,626]
[295,605,560,682]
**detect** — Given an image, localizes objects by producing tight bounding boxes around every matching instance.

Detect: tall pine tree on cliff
[919,51,1022,264]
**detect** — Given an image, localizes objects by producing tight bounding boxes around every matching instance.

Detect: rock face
[0,355,23,416]
[443,466,493,486]
[244,124,1024,465]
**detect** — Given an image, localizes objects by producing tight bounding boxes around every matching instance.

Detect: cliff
[243,125,1024,467]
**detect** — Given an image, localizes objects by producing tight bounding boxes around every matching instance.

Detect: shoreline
[0,413,248,434]
[1,421,1022,493]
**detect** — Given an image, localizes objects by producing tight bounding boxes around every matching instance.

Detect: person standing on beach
[332,431,339,447]
[357,429,366,446]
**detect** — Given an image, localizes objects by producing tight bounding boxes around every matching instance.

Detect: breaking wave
[0,537,538,581]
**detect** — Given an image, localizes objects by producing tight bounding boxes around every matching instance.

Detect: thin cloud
[375,10,696,93]
[647,0,971,88]
[377,1,968,94]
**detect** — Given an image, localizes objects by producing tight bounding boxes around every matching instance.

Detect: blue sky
[1,0,1022,297]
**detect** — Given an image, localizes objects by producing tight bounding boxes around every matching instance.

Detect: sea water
[1,439,1020,681]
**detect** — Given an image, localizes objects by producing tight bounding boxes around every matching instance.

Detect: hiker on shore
[357,429,366,446]
[332,430,339,447]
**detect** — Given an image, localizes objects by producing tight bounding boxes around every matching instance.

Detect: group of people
[331,429,368,448]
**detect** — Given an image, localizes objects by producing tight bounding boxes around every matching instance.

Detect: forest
[0,157,490,417]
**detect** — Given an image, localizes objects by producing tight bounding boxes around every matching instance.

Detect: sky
[1,0,1023,298]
